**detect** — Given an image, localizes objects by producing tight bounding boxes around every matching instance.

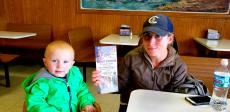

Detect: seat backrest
[68,27,95,61]
[68,27,94,51]
[3,23,52,49]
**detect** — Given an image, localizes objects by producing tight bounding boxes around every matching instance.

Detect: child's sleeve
[72,67,96,110]
[26,80,59,112]
[77,81,96,110]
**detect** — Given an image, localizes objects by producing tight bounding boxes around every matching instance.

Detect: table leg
[4,63,10,87]
[208,50,217,57]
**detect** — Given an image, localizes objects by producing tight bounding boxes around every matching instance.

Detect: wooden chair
[81,102,101,112]
[0,54,19,87]
[68,27,96,82]
[23,101,101,112]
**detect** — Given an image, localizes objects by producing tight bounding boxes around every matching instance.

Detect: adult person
[92,14,188,112]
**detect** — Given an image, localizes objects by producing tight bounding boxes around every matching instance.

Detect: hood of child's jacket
[21,68,54,93]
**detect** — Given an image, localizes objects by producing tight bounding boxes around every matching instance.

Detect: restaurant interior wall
[0,0,230,57]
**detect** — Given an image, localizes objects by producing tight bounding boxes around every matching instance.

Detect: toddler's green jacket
[22,66,95,112]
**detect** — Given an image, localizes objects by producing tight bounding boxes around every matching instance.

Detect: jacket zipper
[66,82,72,112]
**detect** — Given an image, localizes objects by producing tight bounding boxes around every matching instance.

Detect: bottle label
[213,74,230,88]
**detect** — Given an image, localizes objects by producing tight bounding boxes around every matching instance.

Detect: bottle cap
[221,59,228,66]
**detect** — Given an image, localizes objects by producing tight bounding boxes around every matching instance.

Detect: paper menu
[95,46,118,94]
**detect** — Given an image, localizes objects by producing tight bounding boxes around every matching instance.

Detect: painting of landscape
[81,0,230,13]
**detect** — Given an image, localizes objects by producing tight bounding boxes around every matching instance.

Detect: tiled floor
[0,64,120,112]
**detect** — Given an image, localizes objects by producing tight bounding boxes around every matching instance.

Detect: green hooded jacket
[22,66,95,112]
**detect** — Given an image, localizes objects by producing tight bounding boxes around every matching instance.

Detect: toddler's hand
[81,105,96,112]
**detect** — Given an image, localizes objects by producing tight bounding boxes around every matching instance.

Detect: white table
[0,31,36,39]
[100,34,140,46]
[193,37,230,57]
[194,37,230,52]
[127,89,230,112]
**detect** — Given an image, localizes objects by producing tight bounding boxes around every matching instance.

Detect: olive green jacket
[118,46,188,103]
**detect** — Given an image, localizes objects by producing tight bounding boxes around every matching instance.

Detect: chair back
[68,27,95,62]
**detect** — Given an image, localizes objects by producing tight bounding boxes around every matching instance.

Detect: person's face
[43,49,75,77]
[142,32,173,57]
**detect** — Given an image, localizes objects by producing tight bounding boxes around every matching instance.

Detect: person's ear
[167,33,174,44]
[43,58,47,67]
[71,61,75,66]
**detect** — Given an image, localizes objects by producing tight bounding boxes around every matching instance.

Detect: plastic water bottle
[210,59,230,112]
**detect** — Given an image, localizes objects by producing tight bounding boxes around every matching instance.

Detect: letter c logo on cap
[148,16,159,24]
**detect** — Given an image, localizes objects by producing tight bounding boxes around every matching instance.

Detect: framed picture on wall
[77,0,230,14]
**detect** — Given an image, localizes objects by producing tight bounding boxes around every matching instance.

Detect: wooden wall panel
[1,0,230,57]
[172,17,228,56]
[0,0,6,29]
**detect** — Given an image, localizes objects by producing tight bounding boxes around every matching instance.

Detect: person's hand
[91,70,101,86]
[81,105,96,112]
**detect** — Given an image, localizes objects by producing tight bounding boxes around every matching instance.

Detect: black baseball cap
[140,14,174,37]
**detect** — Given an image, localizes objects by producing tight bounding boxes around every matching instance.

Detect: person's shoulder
[174,55,187,69]
[70,66,80,71]
[22,72,50,93]
[122,46,145,66]
[168,46,184,63]
[32,68,54,81]
[68,66,83,74]
[167,47,187,67]
[125,45,144,57]
[68,66,82,75]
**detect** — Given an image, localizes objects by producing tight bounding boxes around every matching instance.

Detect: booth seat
[181,56,230,98]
